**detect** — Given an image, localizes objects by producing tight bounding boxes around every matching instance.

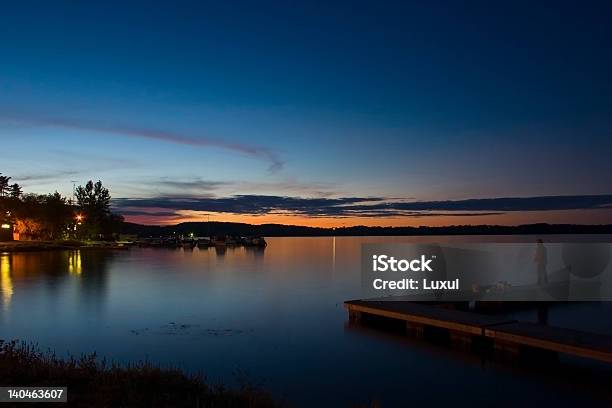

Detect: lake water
[2,236,612,406]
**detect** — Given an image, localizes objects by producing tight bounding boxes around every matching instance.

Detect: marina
[131,235,267,249]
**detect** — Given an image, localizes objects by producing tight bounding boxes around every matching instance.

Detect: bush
[0,340,280,408]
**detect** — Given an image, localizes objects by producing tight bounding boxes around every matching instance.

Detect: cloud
[114,195,384,216]
[118,210,181,217]
[137,177,343,198]
[376,195,612,212]
[12,169,80,182]
[11,152,137,184]
[1,113,284,172]
[112,194,612,219]
[149,178,231,192]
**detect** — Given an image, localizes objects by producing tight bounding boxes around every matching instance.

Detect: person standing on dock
[534,239,548,285]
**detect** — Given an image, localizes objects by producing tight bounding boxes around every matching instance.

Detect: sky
[1,0,612,226]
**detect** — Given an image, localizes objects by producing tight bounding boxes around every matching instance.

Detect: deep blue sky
[1,1,612,225]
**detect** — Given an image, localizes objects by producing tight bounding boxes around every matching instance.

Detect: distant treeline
[120,221,612,238]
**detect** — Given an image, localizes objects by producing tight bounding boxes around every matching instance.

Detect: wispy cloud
[144,178,231,194]
[112,194,612,219]
[129,177,343,198]
[12,169,80,182]
[118,210,181,217]
[1,113,284,172]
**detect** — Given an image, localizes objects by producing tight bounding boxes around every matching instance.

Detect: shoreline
[0,340,279,407]
[0,241,130,253]
[3,232,612,253]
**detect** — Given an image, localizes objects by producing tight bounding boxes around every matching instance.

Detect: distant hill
[119,221,612,237]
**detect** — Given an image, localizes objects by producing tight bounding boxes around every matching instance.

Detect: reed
[0,340,280,408]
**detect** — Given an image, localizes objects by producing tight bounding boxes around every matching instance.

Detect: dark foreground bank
[0,341,280,408]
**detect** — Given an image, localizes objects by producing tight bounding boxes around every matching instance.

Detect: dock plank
[485,322,612,363]
[345,300,515,335]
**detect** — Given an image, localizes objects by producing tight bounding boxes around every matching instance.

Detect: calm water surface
[2,236,612,407]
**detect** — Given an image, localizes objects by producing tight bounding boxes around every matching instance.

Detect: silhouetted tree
[75,180,112,238]
[11,192,73,240]
[9,183,22,199]
[101,213,125,238]
[0,175,123,240]
[0,174,11,197]
[43,192,73,239]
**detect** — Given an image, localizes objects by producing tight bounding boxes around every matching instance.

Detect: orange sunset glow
[123,208,612,228]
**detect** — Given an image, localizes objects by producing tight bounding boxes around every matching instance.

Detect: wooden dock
[345,299,612,363]
[345,300,515,335]
[485,322,612,363]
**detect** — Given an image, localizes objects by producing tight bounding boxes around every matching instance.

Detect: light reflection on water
[1,236,612,406]
[1,254,13,310]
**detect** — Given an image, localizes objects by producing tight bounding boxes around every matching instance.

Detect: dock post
[493,339,521,360]
[449,330,473,350]
[348,309,362,323]
[405,321,425,337]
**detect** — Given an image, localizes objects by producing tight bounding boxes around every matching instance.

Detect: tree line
[0,173,123,240]
[121,220,612,238]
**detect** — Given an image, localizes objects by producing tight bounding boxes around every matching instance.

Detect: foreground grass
[0,341,280,407]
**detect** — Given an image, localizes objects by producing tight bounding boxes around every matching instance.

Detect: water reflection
[214,245,227,257]
[1,238,612,407]
[244,245,266,259]
[332,236,336,276]
[76,251,113,311]
[1,254,13,310]
[68,250,82,275]
[0,250,115,314]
